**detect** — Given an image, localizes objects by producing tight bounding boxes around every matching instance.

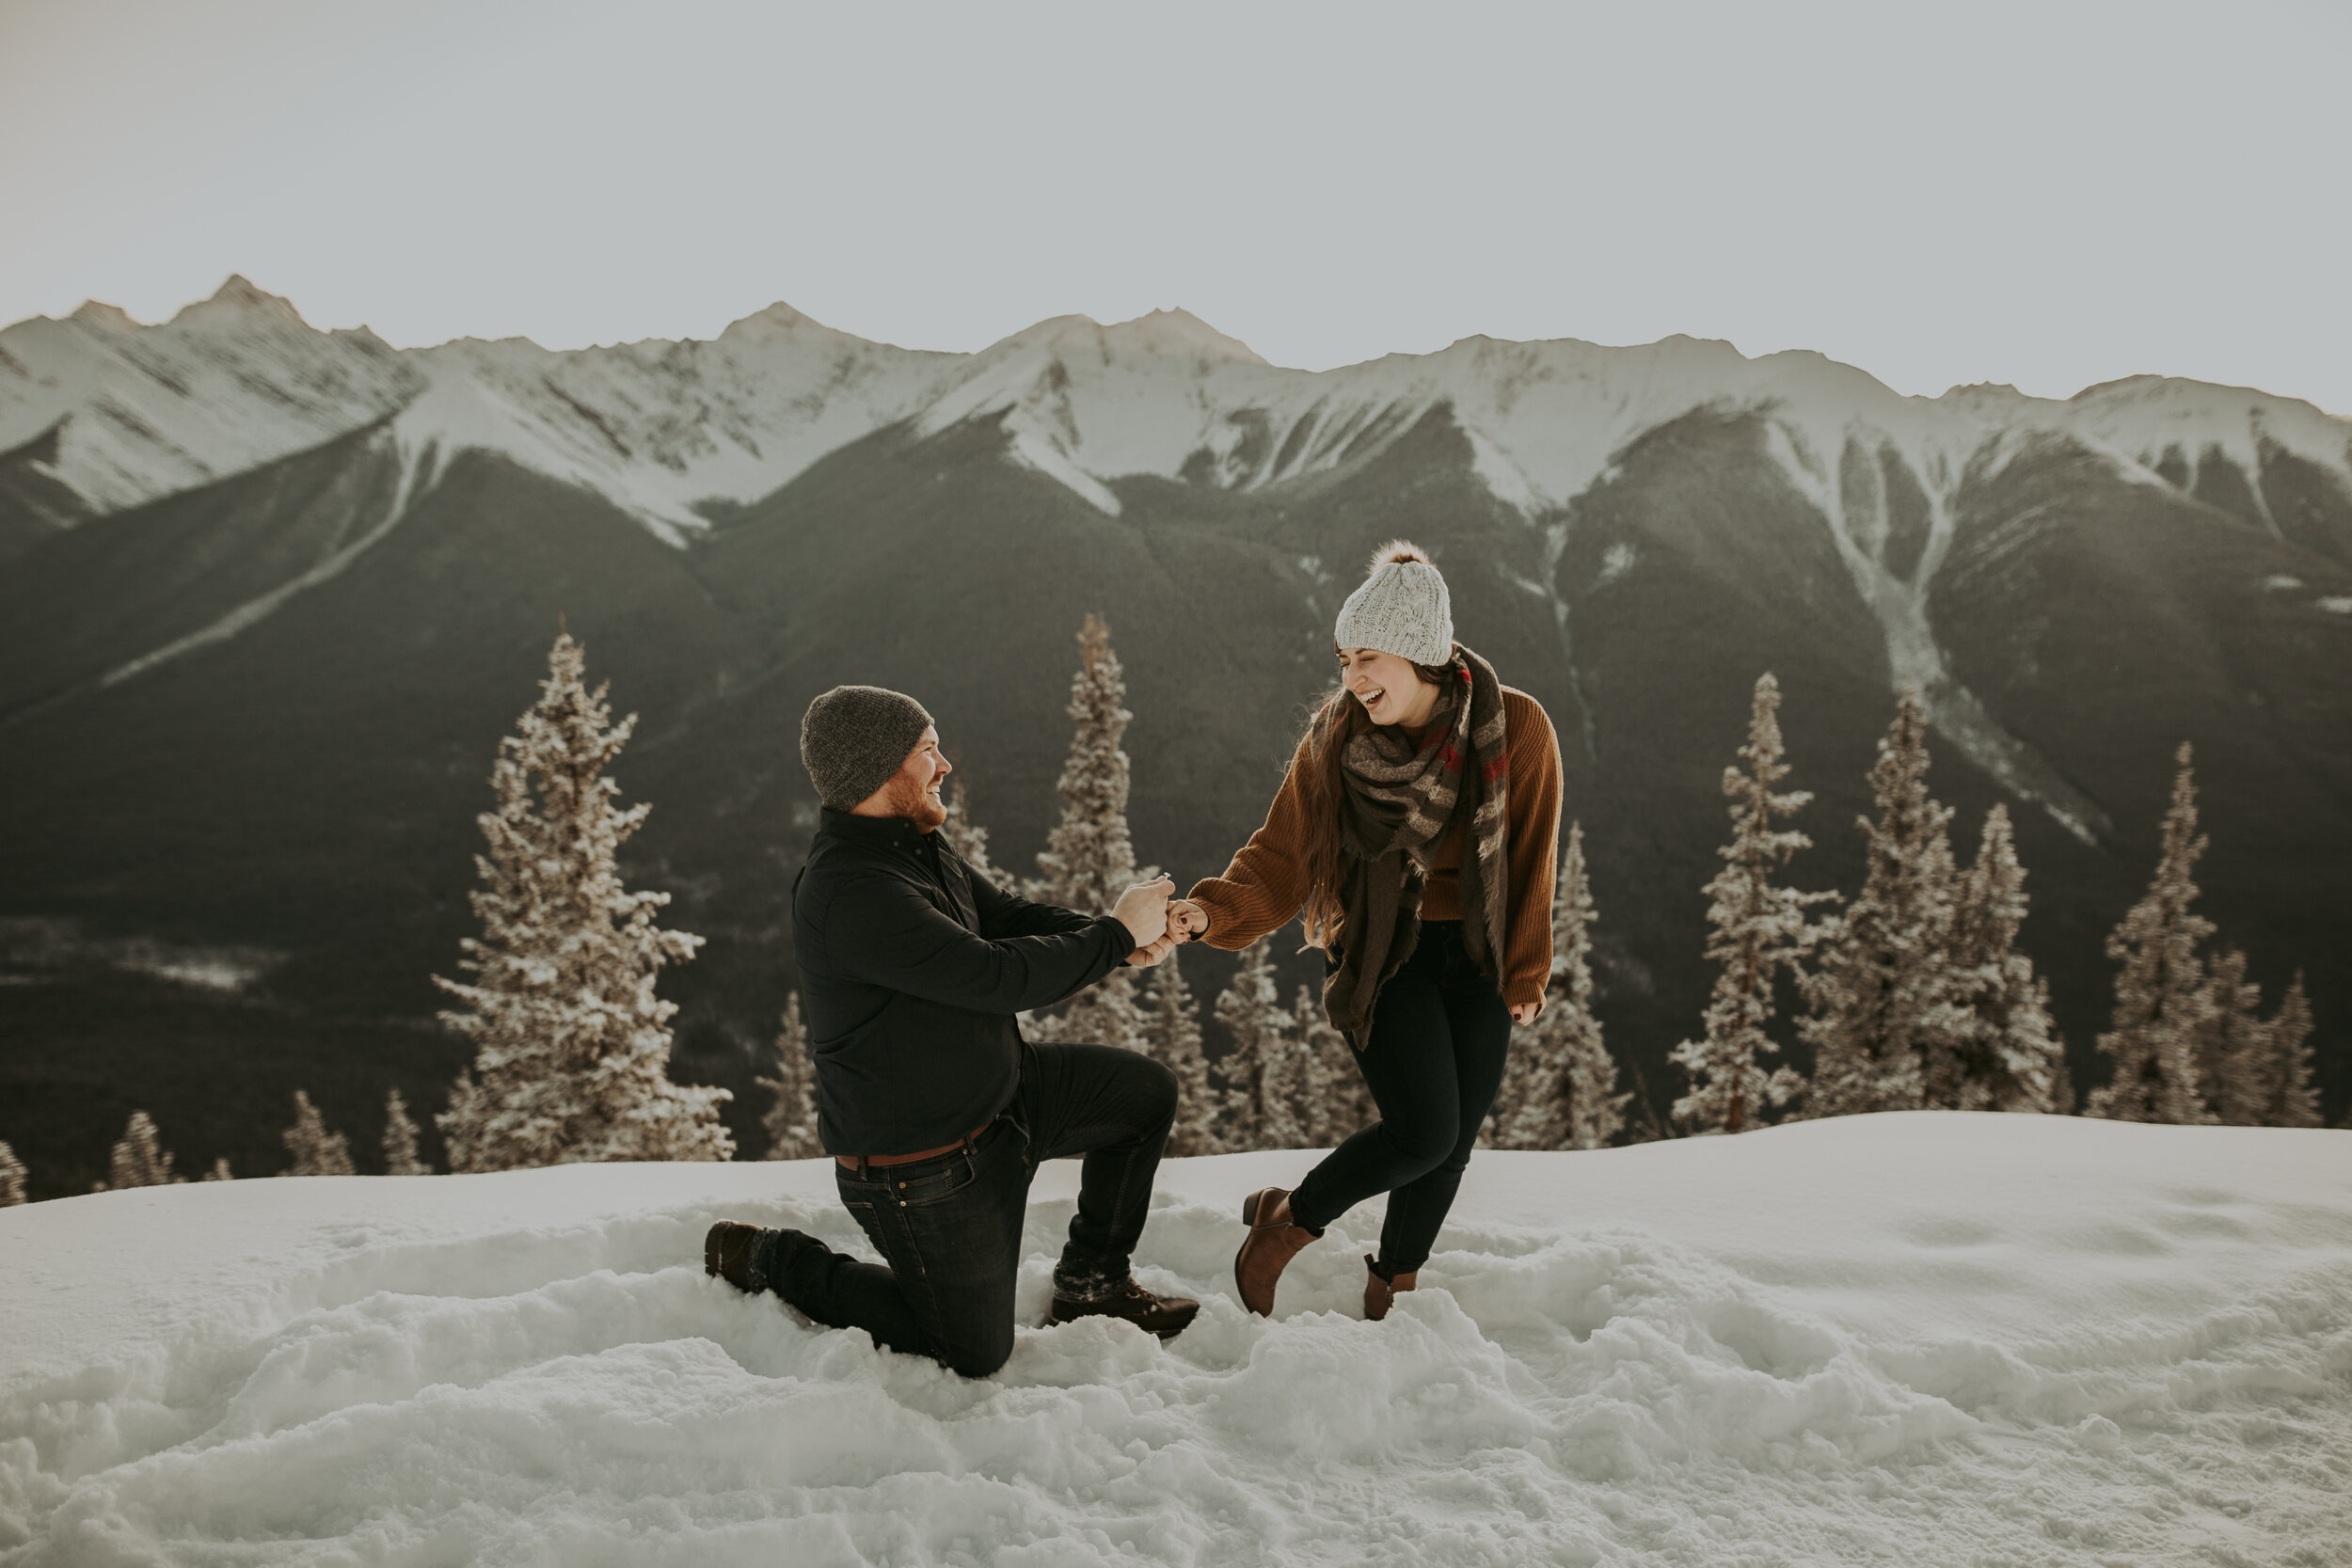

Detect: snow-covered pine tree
[1025,615,1152,1053]
[1213,936,1304,1149]
[1294,983,1370,1147]
[435,633,733,1171]
[1145,948,1225,1156]
[382,1087,432,1175]
[201,1158,234,1181]
[0,1140,25,1206]
[280,1090,356,1177]
[2087,744,2220,1124]
[1923,804,2067,1113]
[1800,690,1955,1118]
[939,776,1005,890]
[96,1110,183,1190]
[757,993,823,1160]
[2195,945,2265,1126]
[1487,824,1627,1149]
[1671,674,1835,1134]
[2214,970,2321,1128]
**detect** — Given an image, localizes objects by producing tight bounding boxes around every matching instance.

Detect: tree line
[3,625,2333,1203]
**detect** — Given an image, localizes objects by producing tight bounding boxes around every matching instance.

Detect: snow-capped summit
[65,300,139,332]
[1097,307,1269,366]
[171,273,310,327]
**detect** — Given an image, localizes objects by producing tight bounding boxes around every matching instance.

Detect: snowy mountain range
[8,278,2349,832]
[2,278,2348,1190]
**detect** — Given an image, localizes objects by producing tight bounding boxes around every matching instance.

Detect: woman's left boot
[1362,1256,1419,1322]
[1234,1187,1317,1316]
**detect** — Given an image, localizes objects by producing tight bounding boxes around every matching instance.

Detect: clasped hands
[1112,881,1539,1020]
[1109,879,1210,969]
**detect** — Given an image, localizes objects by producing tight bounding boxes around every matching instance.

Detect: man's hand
[1167,898,1208,942]
[1508,1000,1541,1026]
[1111,876,1176,950]
[1127,931,1177,969]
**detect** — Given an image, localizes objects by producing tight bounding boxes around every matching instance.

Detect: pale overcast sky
[6,0,2349,412]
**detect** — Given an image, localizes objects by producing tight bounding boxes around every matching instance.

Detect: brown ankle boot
[1362,1256,1418,1322]
[1233,1186,1316,1317]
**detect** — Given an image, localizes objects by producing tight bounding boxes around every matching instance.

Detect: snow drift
[3,1113,2346,1566]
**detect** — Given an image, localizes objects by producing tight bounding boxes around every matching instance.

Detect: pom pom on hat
[1333,539,1453,665]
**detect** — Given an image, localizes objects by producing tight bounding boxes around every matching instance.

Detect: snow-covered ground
[3,1114,2346,1566]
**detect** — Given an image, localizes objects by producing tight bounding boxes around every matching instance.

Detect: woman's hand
[1508,1000,1541,1026]
[1166,898,1208,942]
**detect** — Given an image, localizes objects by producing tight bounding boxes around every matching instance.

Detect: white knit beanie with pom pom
[1333,540,1453,665]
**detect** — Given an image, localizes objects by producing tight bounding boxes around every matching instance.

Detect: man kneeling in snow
[706,685,1200,1375]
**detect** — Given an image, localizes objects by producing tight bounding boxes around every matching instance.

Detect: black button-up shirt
[791,808,1131,1155]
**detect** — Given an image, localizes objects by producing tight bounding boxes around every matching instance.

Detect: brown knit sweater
[1186,687,1564,1008]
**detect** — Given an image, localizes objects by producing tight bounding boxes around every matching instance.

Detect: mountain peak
[68,300,138,331]
[172,275,308,327]
[730,300,816,332]
[1099,308,1267,366]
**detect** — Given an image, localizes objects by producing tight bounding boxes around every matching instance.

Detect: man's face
[877,726,952,831]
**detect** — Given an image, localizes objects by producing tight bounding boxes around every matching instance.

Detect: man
[705,684,1200,1377]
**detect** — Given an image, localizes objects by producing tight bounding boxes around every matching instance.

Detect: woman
[1170,541,1562,1321]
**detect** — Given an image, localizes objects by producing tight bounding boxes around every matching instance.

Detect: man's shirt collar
[818,806,935,850]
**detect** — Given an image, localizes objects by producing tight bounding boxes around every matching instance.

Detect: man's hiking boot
[1046,1276,1201,1338]
[1362,1255,1419,1322]
[704,1221,775,1294]
[1234,1186,1316,1316]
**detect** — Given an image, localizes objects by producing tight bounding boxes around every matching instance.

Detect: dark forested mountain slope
[2,288,2348,1193]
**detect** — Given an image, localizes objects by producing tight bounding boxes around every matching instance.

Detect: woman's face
[1338,647,1441,728]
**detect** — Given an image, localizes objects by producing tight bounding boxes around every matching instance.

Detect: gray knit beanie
[800,685,936,812]
[1333,540,1454,665]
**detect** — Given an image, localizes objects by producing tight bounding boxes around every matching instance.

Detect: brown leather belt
[835,1119,995,1174]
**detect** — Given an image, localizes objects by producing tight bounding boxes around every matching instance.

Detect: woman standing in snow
[1168,541,1563,1320]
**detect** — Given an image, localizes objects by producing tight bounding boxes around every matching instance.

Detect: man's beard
[889,774,947,832]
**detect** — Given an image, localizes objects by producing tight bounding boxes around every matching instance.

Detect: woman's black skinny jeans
[1288,921,1513,1275]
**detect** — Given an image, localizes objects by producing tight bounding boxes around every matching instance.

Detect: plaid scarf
[1322,644,1512,1040]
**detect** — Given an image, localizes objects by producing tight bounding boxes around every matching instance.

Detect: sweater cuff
[1503,976,1546,1009]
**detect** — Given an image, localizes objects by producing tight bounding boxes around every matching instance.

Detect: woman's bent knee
[1375,1117,1456,1176]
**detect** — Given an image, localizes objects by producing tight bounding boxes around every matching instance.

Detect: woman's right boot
[1234,1187,1316,1316]
[1362,1256,1419,1321]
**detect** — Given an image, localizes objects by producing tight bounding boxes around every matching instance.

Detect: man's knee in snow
[942,1323,1015,1379]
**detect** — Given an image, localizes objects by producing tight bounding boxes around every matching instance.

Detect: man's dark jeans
[765,1040,1177,1377]
[1290,920,1513,1275]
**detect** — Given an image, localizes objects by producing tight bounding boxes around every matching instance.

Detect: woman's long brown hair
[1291,651,1459,953]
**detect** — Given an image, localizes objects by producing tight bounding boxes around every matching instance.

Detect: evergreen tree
[1488,824,1627,1149]
[435,633,733,1171]
[1213,936,1303,1148]
[2087,745,2220,1124]
[0,1140,25,1206]
[758,993,824,1160]
[1025,615,1153,1053]
[939,776,1004,890]
[1800,690,1955,1118]
[97,1110,183,1191]
[382,1087,432,1176]
[280,1090,357,1177]
[201,1158,235,1181]
[2214,970,2321,1128]
[1145,949,1225,1156]
[1671,674,1834,1134]
[2195,946,2265,1124]
[1295,983,1370,1146]
[1924,804,2067,1113]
